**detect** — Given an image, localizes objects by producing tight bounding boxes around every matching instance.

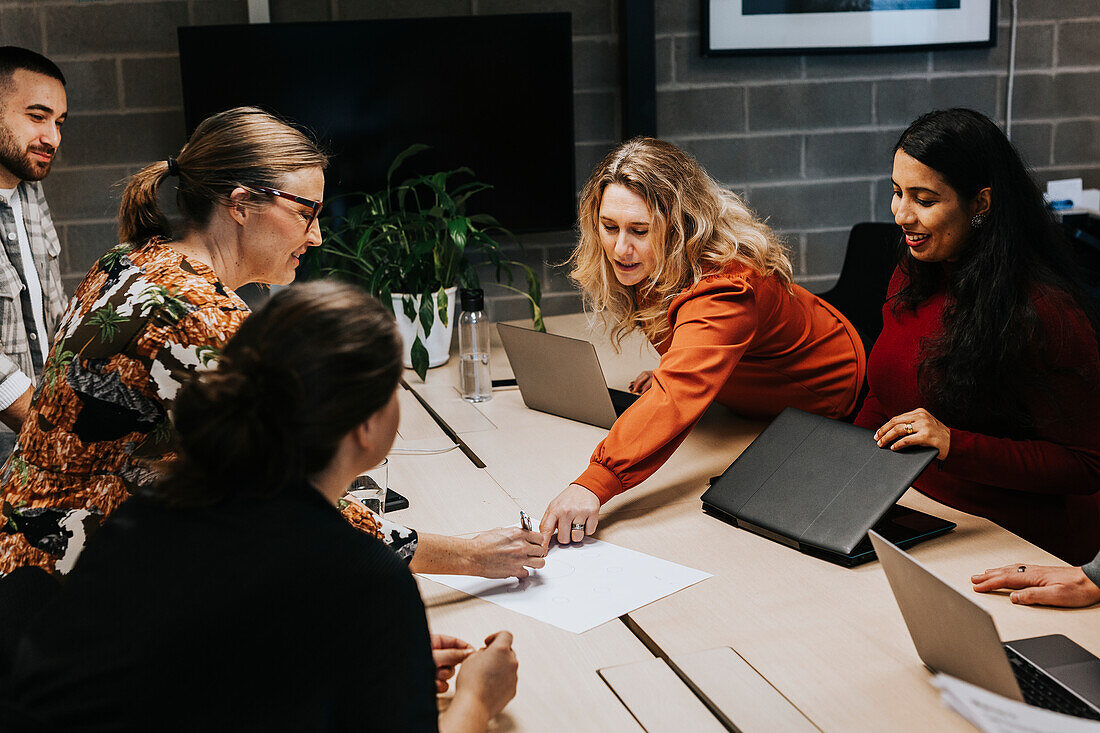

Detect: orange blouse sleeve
[574,276,757,503]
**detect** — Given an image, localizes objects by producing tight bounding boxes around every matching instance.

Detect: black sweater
[0,483,438,732]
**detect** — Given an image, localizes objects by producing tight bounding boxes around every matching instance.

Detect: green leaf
[447,216,469,251]
[387,143,430,185]
[522,262,543,306]
[418,290,435,339]
[530,300,545,332]
[411,337,429,381]
[402,295,417,322]
[436,287,449,327]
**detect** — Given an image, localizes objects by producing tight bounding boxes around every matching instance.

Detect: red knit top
[854,268,1100,564]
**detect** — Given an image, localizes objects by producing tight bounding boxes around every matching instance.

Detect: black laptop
[701,407,955,566]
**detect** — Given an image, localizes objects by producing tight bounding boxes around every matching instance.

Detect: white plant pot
[392,287,458,370]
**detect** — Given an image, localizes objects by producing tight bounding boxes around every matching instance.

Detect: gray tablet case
[701,407,945,563]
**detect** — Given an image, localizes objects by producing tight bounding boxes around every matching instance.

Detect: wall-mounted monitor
[178,13,576,232]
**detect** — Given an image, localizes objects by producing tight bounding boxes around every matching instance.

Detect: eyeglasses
[251,185,323,232]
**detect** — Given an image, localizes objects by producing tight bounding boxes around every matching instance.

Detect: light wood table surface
[402,313,1100,732]
[387,388,655,732]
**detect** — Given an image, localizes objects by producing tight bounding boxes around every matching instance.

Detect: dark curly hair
[893,108,1097,437]
[156,280,402,505]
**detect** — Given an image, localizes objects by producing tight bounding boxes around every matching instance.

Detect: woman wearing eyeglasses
[0,107,545,583]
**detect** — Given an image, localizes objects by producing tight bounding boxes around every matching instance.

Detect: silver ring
[1017,565,1027,573]
[571,523,586,532]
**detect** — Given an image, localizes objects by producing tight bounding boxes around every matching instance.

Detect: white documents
[420,536,712,634]
[933,674,1100,732]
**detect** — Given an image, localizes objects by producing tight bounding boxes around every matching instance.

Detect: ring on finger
[905,422,915,435]
[571,522,586,532]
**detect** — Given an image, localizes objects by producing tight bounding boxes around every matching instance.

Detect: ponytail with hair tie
[116,106,327,250]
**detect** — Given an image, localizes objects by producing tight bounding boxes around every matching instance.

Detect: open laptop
[496,323,638,429]
[700,407,955,566]
[870,531,1100,720]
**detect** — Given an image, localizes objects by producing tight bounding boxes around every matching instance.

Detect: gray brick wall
[1,0,1097,314]
[656,0,1100,292]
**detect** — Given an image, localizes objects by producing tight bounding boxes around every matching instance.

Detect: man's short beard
[0,123,52,182]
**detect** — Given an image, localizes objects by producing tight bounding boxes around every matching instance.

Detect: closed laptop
[701,407,952,565]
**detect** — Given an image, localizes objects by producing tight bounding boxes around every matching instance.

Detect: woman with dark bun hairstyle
[856,108,1100,564]
[0,106,544,580]
[0,281,519,732]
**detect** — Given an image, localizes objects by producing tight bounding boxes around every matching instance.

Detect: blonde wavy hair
[569,137,792,346]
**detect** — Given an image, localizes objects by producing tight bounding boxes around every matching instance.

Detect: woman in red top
[539,137,865,544]
[855,108,1100,564]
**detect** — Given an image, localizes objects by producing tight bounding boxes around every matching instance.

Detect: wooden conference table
[385,313,1100,732]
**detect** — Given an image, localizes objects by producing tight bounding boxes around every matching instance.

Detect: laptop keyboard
[609,389,639,416]
[1006,645,1100,720]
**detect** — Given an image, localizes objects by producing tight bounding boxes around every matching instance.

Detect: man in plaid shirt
[0,48,68,457]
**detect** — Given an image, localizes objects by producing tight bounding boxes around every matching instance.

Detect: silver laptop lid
[869,531,1024,702]
[496,322,618,430]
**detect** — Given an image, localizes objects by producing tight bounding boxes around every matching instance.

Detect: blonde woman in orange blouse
[540,137,866,544]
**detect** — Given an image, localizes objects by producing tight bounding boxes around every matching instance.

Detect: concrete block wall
[1,0,1097,318]
[655,0,1100,291]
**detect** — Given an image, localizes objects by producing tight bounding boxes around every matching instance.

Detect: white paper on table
[420,536,712,634]
[932,674,1100,732]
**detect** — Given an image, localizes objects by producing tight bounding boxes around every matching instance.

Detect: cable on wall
[1005,0,1019,140]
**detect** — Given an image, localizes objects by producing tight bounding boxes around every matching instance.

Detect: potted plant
[310,145,544,379]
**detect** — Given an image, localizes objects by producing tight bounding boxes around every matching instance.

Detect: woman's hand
[431,634,474,693]
[628,370,654,394]
[443,632,518,731]
[540,484,600,546]
[468,527,546,579]
[874,408,951,459]
[972,564,1100,608]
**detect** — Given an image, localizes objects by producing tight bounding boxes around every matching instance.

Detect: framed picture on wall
[704,1,997,56]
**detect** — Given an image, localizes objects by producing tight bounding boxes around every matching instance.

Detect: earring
[970,213,987,229]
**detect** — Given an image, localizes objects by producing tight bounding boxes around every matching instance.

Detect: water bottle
[459,288,492,403]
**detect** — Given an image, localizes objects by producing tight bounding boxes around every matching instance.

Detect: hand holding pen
[464,516,546,579]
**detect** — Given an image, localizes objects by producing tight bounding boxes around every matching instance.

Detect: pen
[519,510,532,532]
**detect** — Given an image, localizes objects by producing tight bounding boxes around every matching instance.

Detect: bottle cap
[460,288,485,312]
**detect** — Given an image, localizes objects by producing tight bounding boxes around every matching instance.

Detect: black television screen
[177,14,575,232]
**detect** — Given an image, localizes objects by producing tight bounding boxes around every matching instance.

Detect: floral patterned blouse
[0,239,416,575]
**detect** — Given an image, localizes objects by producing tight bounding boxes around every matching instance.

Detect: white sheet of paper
[932,674,1100,732]
[420,536,712,634]
[1076,189,1100,214]
[1047,178,1084,200]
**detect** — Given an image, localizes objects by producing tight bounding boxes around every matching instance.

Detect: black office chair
[818,222,902,356]
[1063,218,1100,314]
